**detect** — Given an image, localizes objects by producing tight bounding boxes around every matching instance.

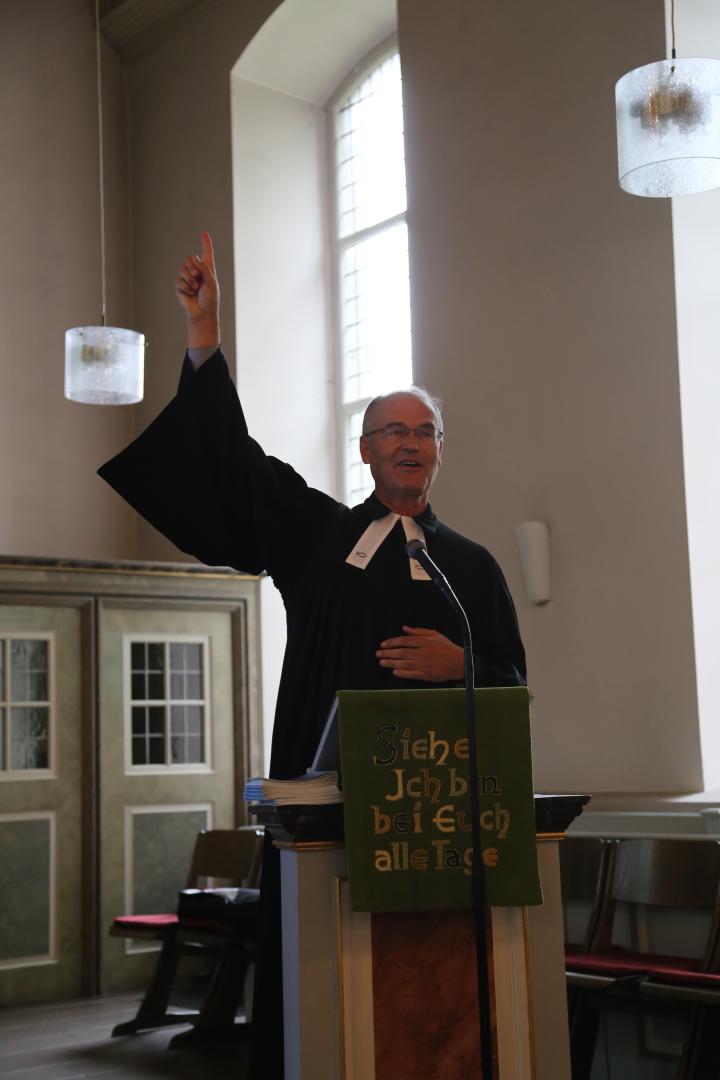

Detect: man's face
[359,393,443,510]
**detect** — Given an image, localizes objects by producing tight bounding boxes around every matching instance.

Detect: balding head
[362,386,443,436]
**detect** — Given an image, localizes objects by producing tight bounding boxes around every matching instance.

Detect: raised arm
[98,230,341,589]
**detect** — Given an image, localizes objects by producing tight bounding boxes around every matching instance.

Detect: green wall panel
[0,818,51,960]
[132,809,209,913]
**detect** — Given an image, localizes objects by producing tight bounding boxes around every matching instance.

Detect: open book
[243,769,342,806]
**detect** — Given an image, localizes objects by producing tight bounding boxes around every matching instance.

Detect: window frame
[326,33,410,506]
[123,633,213,776]
[0,633,56,781]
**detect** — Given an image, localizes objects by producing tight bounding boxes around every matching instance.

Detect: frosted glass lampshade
[616,58,720,197]
[64,325,144,405]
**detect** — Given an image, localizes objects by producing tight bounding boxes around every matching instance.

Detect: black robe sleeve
[98,350,341,594]
[471,555,526,687]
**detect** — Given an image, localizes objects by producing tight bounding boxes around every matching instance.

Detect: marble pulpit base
[278,840,569,1080]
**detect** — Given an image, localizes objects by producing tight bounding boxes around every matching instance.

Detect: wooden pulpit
[258,797,586,1079]
[254,688,587,1078]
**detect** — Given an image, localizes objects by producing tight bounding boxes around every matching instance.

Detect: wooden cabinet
[0,557,260,1003]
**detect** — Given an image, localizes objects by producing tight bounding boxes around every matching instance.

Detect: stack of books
[243,769,342,806]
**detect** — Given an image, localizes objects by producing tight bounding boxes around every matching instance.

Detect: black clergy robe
[98,349,526,1078]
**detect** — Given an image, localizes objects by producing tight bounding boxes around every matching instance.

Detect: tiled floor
[0,993,249,1078]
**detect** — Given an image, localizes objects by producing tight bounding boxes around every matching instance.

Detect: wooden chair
[559,836,616,956]
[110,826,262,1039]
[559,836,617,1039]
[641,867,720,1079]
[566,838,720,1080]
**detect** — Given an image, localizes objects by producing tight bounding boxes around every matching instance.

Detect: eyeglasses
[362,423,443,442]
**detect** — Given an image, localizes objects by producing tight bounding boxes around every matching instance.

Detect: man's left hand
[376,626,464,681]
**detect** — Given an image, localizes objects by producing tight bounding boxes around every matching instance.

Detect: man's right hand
[176,231,221,349]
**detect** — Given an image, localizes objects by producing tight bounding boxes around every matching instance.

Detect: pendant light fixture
[615,0,720,197]
[64,0,144,405]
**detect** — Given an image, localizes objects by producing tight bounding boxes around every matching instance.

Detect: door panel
[0,815,53,963]
[125,804,211,953]
[0,605,83,1004]
[99,605,236,992]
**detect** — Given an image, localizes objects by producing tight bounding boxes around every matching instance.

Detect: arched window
[329,42,412,504]
[231,4,399,771]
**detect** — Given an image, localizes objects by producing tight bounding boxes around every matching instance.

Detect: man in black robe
[99,232,526,1078]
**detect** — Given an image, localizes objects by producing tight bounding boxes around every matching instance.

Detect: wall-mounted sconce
[516,521,551,606]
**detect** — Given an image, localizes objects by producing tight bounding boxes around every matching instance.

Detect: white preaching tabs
[401,516,431,580]
[345,513,398,568]
[345,513,430,579]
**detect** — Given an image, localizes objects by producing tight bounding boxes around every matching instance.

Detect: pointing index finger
[200,230,216,271]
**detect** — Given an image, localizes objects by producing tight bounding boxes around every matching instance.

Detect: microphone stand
[406,540,495,1080]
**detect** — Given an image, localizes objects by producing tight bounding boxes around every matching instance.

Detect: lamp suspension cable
[671,0,677,64]
[95,0,107,328]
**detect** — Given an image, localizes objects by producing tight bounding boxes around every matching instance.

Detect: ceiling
[98,0,209,64]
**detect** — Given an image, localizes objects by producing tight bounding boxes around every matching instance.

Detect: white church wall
[399,0,701,793]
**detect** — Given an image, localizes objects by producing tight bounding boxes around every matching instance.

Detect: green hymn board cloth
[338,687,542,913]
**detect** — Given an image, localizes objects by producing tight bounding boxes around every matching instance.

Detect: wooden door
[98,602,241,992]
[0,602,87,1005]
